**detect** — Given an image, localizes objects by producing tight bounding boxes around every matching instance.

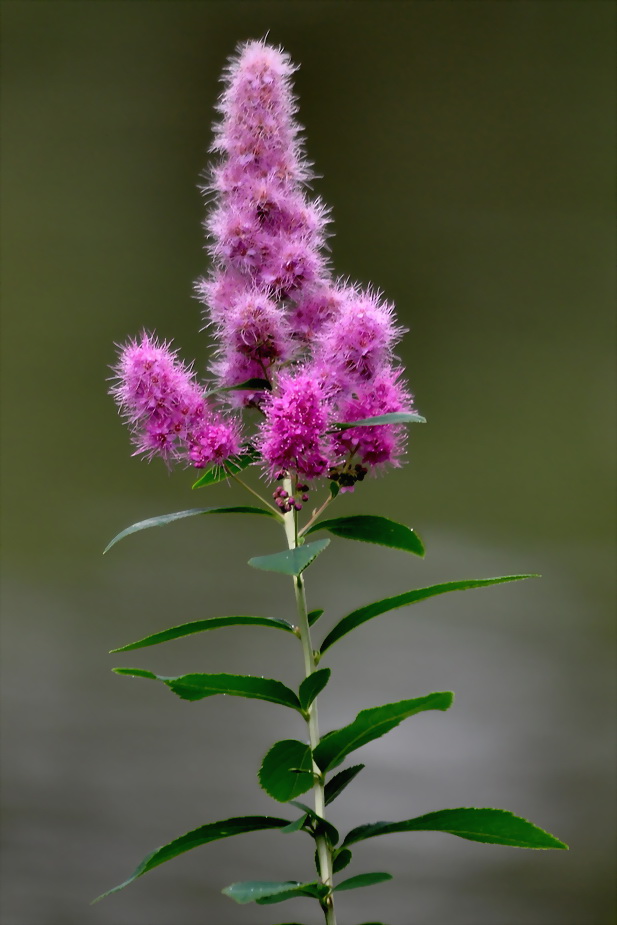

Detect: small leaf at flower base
[329,481,340,499]
[92,815,291,901]
[218,378,272,393]
[305,515,424,557]
[299,668,331,711]
[332,848,353,873]
[191,446,260,488]
[320,575,539,653]
[334,872,393,892]
[222,880,327,905]
[342,808,568,850]
[324,764,366,806]
[289,801,340,846]
[110,615,295,653]
[308,608,324,626]
[314,693,453,772]
[329,411,426,430]
[259,740,314,802]
[249,539,330,577]
[112,669,302,711]
[104,505,276,553]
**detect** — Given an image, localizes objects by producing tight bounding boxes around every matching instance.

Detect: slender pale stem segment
[283,478,337,925]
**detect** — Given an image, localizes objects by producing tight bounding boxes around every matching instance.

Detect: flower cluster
[110,333,240,468]
[111,39,417,488]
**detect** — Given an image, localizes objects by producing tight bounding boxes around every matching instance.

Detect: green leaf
[191,446,260,489]
[329,412,426,431]
[280,816,306,834]
[324,764,366,806]
[218,378,272,393]
[342,808,568,850]
[259,740,314,802]
[104,505,276,553]
[111,615,296,653]
[320,575,538,653]
[332,848,353,873]
[113,669,302,712]
[329,481,340,498]
[249,539,330,577]
[92,815,290,901]
[223,880,327,905]
[299,668,331,711]
[306,515,424,557]
[334,872,393,892]
[313,692,454,772]
[308,608,324,626]
[289,801,340,846]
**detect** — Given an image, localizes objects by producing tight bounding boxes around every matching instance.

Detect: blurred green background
[1,2,615,924]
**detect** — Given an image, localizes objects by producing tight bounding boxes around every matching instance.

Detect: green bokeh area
[1,3,615,925]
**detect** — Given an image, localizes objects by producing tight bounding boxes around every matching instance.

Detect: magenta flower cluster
[111,39,416,488]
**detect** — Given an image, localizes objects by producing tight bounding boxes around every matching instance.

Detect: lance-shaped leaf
[92,815,290,901]
[223,880,328,905]
[110,615,295,653]
[313,692,453,772]
[249,540,330,577]
[104,505,277,553]
[192,446,260,489]
[329,411,426,430]
[320,575,538,653]
[299,668,331,711]
[305,515,424,557]
[334,872,393,892]
[259,740,314,802]
[342,808,568,850]
[324,764,366,806]
[113,669,302,712]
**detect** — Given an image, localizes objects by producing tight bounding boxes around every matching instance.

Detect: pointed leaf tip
[104,505,276,553]
[321,575,539,653]
[305,515,424,557]
[342,807,568,850]
[92,815,291,902]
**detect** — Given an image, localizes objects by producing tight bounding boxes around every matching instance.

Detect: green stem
[283,479,337,925]
[228,472,283,520]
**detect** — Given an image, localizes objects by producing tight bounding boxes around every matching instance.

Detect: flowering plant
[96,40,567,923]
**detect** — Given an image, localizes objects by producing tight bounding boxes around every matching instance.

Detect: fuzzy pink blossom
[314,287,405,384]
[257,370,332,480]
[110,333,240,466]
[332,366,414,468]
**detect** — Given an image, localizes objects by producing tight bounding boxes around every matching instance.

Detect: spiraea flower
[110,333,240,467]
[257,370,332,480]
[112,39,418,484]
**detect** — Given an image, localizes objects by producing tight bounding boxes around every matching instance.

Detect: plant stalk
[283,479,337,925]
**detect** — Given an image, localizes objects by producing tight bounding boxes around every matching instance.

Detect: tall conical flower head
[211,39,307,185]
[198,38,331,336]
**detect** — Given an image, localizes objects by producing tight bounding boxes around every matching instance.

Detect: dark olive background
[1,2,615,924]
